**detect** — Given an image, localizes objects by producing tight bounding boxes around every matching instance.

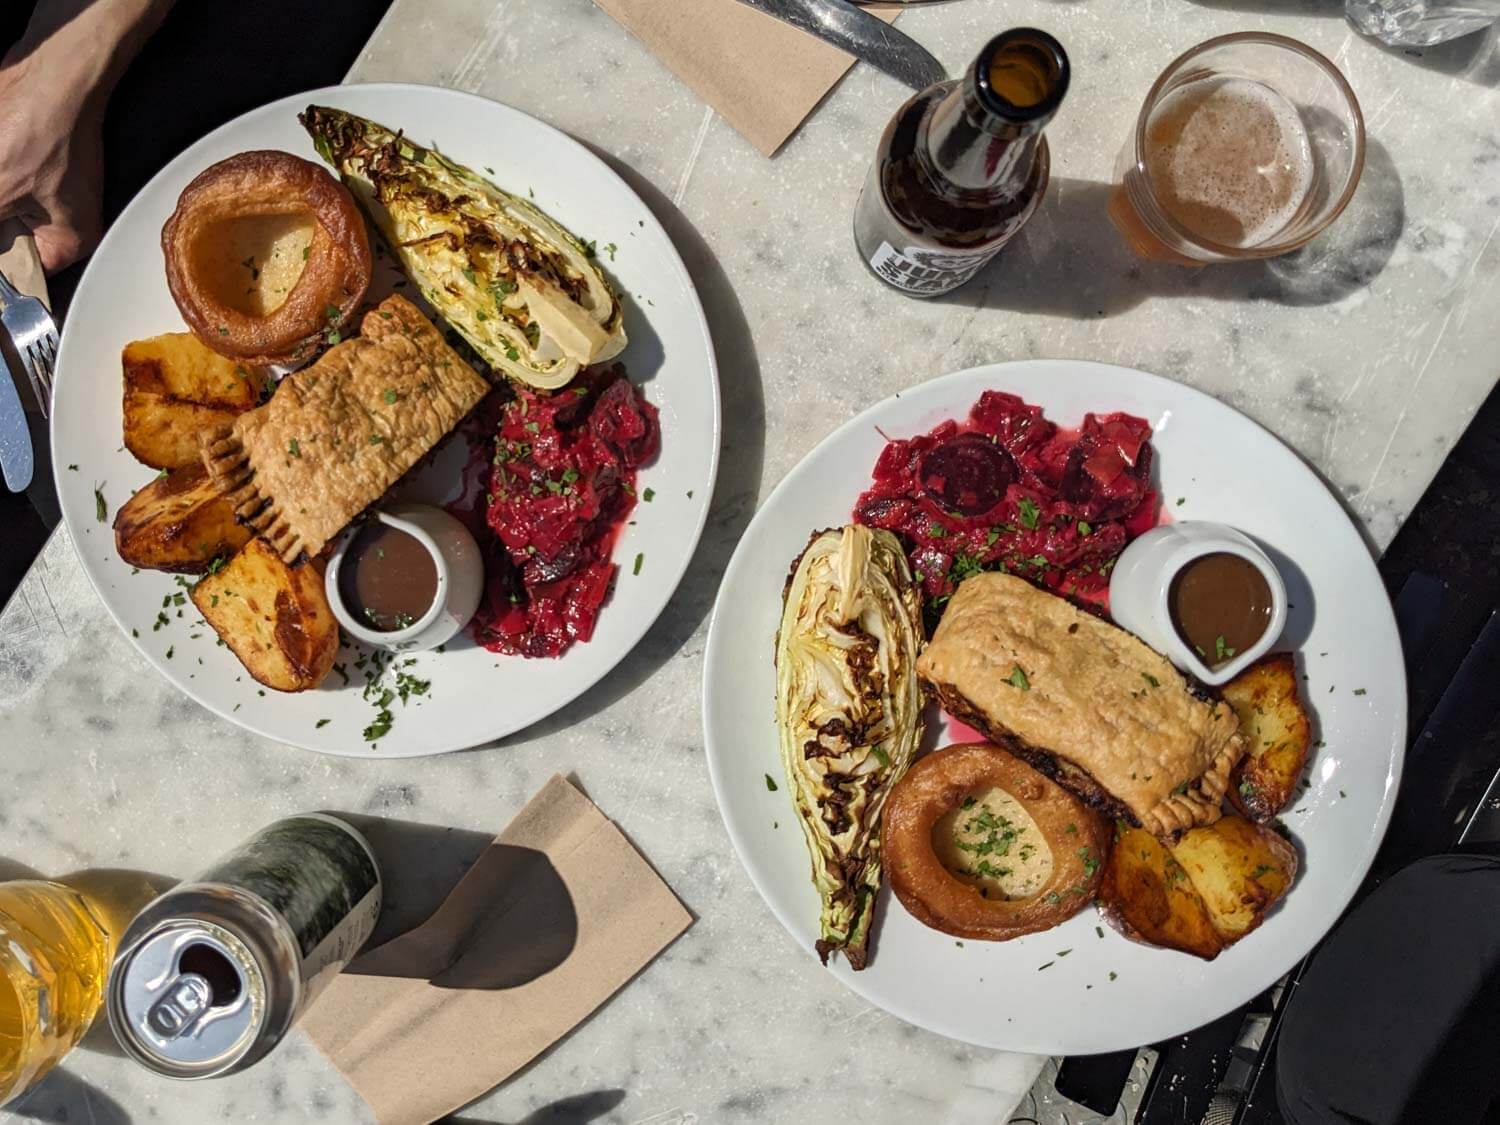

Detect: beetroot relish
[465,367,659,658]
[853,391,1155,608]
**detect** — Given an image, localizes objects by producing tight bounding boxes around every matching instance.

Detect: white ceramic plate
[52,84,719,756]
[703,360,1404,1053]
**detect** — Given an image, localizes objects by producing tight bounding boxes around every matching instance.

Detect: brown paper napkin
[303,776,692,1125]
[593,0,900,156]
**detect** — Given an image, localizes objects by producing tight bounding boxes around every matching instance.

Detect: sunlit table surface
[2,1,1498,1122]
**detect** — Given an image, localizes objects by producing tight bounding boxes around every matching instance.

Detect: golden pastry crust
[200,295,490,562]
[162,150,371,366]
[917,573,1244,835]
[883,743,1110,941]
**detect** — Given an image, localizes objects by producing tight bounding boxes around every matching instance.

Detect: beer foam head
[1144,76,1314,248]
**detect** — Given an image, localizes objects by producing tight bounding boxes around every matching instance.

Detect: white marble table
[3,1,1498,1122]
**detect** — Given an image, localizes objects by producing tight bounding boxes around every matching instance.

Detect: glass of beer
[0,881,114,1106]
[1109,33,1365,265]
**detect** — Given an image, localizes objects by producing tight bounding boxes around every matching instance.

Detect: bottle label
[867,241,1000,296]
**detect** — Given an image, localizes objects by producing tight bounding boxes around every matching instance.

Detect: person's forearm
[4,0,176,108]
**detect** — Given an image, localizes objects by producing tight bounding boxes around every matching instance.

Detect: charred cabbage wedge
[300,105,626,390]
[775,525,925,970]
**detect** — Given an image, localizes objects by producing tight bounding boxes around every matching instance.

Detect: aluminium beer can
[107,813,381,1078]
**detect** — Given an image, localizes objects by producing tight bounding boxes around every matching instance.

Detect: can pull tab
[146,973,213,1039]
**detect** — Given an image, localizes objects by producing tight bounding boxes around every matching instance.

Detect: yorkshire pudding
[162,150,371,366]
[884,742,1111,941]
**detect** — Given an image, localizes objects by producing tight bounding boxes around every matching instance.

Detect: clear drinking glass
[0,882,113,1106]
[1346,0,1500,46]
[1108,33,1365,266]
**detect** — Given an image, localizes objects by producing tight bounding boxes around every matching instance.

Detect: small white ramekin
[325,503,485,652]
[1108,520,1287,686]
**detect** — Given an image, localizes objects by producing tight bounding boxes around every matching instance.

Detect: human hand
[0,55,105,274]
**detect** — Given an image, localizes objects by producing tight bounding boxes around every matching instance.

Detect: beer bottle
[854,28,1070,298]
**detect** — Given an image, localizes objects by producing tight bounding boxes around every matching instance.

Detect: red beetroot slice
[919,434,1017,517]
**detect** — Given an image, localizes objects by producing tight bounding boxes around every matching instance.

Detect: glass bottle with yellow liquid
[0,876,155,1106]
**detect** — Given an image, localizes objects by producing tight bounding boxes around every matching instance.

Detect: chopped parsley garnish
[1037,961,1054,972]
[642,487,655,502]
[869,745,890,767]
[316,719,331,729]
[383,388,398,404]
[962,796,977,809]
[1017,497,1040,529]
[288,439,301,458]
[949,554,984,584]
[1249,864,1275,879]
[94,484,108,523]
[1077,520,1092,536]
[369,433,384,445]
[1214,635,1236,662]
[1108,971,1118,981]
[633,552,644,576]
[1141,672,1160,688]
[1007,665,1030,691]
[363,708,393,742]
[1353,687,1367,696]
[505,345,520,361]
[1078,846,1099,877]
[764,773,778,792]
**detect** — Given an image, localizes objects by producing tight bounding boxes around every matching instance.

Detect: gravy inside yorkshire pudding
[162,151,371,366]
[883,742,1111,941]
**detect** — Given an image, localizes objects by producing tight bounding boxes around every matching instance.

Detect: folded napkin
[593,0,900,156]
[303,776,692,1125]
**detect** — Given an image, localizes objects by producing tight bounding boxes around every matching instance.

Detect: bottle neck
[925,82,1046,193]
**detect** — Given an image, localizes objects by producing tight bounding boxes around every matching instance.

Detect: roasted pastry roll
[201,295,489,563]
[917,572,1245,835]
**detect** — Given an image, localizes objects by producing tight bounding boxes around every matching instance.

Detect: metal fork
[0,268,58,418]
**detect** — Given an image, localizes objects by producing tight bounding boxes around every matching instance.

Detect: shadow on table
[483,146,767,746]
[1184,1,1500,87]
[940,137,1404,317]
[447,1087,626,1125]
[334,815,575,990]
[6,1068,131,1125]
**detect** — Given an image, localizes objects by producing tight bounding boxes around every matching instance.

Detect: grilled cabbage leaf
[300,105,626,390]
[775,525,925,970]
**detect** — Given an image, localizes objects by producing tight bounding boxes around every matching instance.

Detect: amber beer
[854,29,1070,298]
[1110,77,1313,263]
[1108,33,1365,265]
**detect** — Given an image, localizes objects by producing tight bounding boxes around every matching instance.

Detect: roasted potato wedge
[113,465,252,573]
[123,333,267,469]
[191,538,337,692]
[1169,815,1298,943]
[1100,816,1297,959]
[1099,823,1224,959]
[1224,653,1313,822]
